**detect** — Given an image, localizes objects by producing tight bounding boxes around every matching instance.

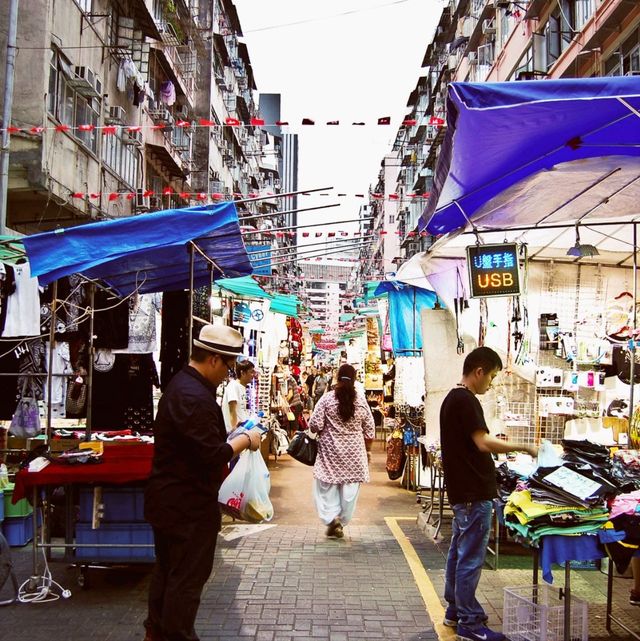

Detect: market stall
[407,76,640,640]
[3,200,254,584]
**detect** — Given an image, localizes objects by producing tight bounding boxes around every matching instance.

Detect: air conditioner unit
[123,129,143,146]
[70,66,102,98]
[448,54,458,70]
[468,51,478,65]
[482,19,496,36]
[148,107,172,124]
[135,188,150,211]
[225,95,237,112]
[106,105,126,124]
[214,73,227,88]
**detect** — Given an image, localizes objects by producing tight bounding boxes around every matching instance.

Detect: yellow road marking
[385,516,456,641]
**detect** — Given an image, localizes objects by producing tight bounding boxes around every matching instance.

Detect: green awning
[270,293,301,318]
[356,307,379,316]
[214,275,271,300]
[309,328,325,334]
[364,281,387,301]
[0,236,25,264]
[339,313,355,322]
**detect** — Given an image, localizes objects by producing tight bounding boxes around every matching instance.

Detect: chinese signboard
[247,244,272,276]
[466,243,520,298]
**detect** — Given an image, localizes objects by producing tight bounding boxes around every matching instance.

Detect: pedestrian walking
[440,346,537,641]
[309,363,374,538]
[143,324,263,641]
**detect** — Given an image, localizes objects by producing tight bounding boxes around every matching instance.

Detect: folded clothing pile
[504,489,609,544]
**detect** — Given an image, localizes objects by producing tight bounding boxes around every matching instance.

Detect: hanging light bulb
[566,222,599,258]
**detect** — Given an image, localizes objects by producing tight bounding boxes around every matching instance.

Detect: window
[74,0,92,11]
[102,131,139,188]
[47,48,100,153]
[388,215,395,224]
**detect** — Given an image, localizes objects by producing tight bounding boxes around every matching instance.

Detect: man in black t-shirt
[440,347,537,641]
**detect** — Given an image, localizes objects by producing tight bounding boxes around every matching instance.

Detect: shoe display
[456,624,505,641]
[630,589,640,606]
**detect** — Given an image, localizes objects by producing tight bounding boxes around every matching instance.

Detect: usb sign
[466,243,521,298]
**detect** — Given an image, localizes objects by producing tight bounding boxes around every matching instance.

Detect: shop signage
[466,243,520,298]
[247,244,272,275]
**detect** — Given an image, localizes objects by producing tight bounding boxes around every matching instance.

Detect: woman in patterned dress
[308,364,375,538]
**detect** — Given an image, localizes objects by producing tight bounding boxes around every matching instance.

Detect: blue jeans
[444,500,493,628]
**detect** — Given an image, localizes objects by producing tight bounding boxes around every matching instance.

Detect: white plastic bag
[218,451,274,523]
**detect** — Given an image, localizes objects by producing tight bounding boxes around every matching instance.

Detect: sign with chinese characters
[466,243,520,298]
[246,244,272,276]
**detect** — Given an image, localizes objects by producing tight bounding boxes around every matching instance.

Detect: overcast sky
[233,0,443,239]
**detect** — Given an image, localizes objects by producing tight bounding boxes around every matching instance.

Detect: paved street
[0,449,638,640]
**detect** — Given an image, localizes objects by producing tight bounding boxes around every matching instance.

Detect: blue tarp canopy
[23,202,253,295]
[420,77,640,249]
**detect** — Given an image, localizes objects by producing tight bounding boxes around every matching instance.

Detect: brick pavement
[0,450,638,640]
[0,522,436,641]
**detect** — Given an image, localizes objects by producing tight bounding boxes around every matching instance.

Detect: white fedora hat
[194,324,244,357]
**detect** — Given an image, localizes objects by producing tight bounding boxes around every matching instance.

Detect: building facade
[0,0,277,236]
[383,0,640,263]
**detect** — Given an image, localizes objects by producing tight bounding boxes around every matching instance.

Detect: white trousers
[313,479,361,526]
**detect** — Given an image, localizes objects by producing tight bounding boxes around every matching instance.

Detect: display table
[13,443,154,502]
[12,443,154,587]
[534,534,639,641]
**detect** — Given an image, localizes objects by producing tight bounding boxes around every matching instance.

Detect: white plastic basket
[502,584,588,641]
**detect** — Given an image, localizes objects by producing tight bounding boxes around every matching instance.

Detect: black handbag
[287,431,317,466]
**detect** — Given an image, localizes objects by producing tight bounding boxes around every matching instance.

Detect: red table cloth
[13,443,153,502]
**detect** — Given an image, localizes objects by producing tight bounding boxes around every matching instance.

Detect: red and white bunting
[1,116,443,135]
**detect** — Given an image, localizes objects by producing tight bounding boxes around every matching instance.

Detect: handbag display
[287,430,317,466]
[386,429,406,481]
[9,381,42,439]
[65,375,88,417]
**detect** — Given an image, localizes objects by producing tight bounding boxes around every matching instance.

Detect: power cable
[244,0,415,34]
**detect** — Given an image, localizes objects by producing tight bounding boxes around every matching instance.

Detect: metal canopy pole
[630,222,637,421]
[85,283,96,441]
[188,242,195,349]
[45,281,58,442]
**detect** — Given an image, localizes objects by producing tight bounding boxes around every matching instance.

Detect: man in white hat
[144,324,262,641]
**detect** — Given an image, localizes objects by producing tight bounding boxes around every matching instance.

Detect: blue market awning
[421,77,640,237]
[214,275,271,300]
[23,202,253,295]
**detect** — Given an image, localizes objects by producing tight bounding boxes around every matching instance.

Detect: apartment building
[387,0,640,262]
[300,259,356,335]
[0,0,277,235]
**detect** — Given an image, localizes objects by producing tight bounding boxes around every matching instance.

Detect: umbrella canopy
[23,202,252,295]
[420,76,640,265]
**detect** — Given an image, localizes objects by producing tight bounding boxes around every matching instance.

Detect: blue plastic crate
[75,522,155,562]
[2,514,33,547]
[78,487,146,523]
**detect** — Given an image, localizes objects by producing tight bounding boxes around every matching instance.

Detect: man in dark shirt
[440,346,537,641]
[144,324,263,641]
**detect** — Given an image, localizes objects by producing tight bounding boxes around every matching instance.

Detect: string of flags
[61,189,431,204]
[1,115,446,135]
[252,230,428,238]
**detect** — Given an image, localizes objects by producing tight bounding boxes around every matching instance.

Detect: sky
[233,0,444,243]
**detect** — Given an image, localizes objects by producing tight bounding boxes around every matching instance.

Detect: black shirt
[144,365,234,531]
[440,387,497,506]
